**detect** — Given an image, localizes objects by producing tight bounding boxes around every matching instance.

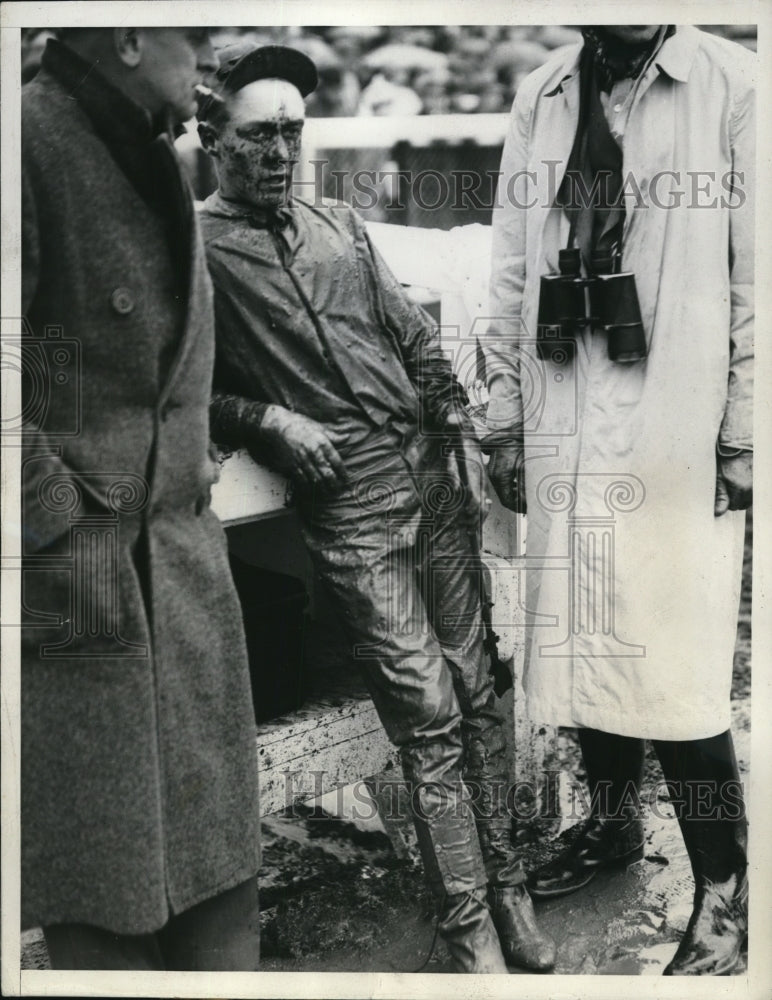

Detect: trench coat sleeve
[21,167,109,552]
[484,85,532,433]
[358,220,468,427]
[719,73,755,453]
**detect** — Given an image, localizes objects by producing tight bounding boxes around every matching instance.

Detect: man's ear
[198,120,220,157]
[113,28,141,68]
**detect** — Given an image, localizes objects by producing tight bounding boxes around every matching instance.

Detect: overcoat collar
[42,38,201,404]
[41,38,176,145]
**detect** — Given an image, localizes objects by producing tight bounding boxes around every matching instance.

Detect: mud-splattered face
[212,78,306,209]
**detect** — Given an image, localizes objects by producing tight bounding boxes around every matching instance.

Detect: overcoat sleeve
[719,68,755,453]
[484,83,532,434]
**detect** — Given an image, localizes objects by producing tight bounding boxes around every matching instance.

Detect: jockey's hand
[257,405,348,491]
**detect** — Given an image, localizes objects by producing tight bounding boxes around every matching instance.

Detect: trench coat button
[109,287,135,315]
[195,495,206,516]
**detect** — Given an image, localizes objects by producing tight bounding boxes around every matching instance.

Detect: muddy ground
[21,512,752,975]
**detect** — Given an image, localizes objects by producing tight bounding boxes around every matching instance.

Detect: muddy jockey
[196,43,555,974]
[485,25,753,975]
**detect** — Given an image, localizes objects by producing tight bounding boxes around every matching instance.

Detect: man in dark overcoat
[21,28,261,970]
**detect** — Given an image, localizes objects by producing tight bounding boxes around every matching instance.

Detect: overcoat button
[110,287,135,315]
[195,495,205,516]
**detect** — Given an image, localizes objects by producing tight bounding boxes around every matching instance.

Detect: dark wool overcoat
[20,47,260,934]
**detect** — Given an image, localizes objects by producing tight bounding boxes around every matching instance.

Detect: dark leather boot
[401,734,508,972]
[462,708,556,969]
[488,883,556,971]
[663,872,748,975]
[438,888,509,974]
[528,813,644,898]
[654,731,748,977]
[528,729,645,899]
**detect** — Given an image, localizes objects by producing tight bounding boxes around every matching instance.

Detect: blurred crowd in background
[22,25,758,116]
[21,24,759,229]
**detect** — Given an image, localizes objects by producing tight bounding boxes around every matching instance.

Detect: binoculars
[536,247,647,363]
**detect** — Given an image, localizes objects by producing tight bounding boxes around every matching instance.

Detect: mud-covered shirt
[200,192,466,458]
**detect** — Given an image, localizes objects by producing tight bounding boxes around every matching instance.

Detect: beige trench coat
[485,27,754,740]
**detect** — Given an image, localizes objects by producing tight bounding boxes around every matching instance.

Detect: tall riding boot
[462,700,556,971]
[528,728,645,899]
[653,731,748,976]
[436,887,509,974]
[401,735,508,973]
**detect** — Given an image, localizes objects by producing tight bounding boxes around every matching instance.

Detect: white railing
[299,112,508,153]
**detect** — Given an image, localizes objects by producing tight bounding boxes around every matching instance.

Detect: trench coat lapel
[622,27,699,243]
[618,27,700,333]
[550,54,582,195]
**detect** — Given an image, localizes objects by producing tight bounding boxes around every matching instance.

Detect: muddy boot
[463,719,556,970]
[401,735,509,973]
[488,883,556,971]
[527,729,645,900]
[438,888,509,973]
[654,732,748,976]
[478,823,556,970]
[663,872,748,976]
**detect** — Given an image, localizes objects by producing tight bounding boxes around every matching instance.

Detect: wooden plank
[211,449,292,525]
[258,700,388,771]
[255,657,400,815]
[258,720,399,815]
[255,670,373,746]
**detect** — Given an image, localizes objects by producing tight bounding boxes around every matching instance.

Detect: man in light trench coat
[484,25,753,976]
[21,28,261,969]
